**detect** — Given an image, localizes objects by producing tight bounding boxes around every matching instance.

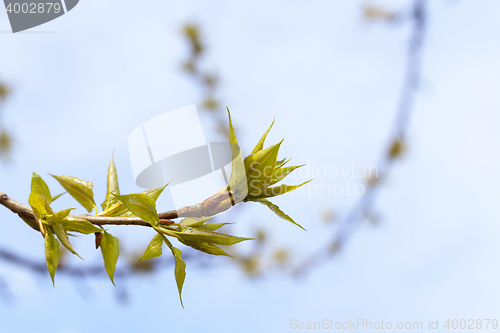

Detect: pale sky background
[0,0,499,332]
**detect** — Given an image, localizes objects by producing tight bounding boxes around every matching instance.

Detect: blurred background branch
[296,0,428,275]
[0,79,12,161]
[181,23,229,137]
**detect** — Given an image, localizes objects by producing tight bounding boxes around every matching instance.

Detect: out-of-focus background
[1,0,500,332]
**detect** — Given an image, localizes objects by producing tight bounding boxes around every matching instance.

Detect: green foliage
[250,181,312,199]
[275,157,291,169]
[171,226,252,246]
[171,245,186,308]
[60,217,102,234]
[51,174,97,213]
[241,117,311,202]
[138,234,163,261]
[47,208,83,259]
[155,216,247,263]
[31,172,53,204]
[179,216,210,227]
[250,198,305,230]
[101,184,167,217]
[112,193,159,226]
[245,141,282,196]
[28,188,52,220]
[269,165,305,186]
[100,232,120,285]
[44,228,59,287]
[51,192,66,201]
[227,109,247,204]
[160,234,186,308]
[178,238,230,257]
[251,118,275,154]
[101,155,120,211]
[226,111,311,230]
[20,112,310,306]
[196,222,233,231]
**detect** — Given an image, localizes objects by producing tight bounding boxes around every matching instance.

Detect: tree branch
[0,187,240,230]
[0,191,177,228]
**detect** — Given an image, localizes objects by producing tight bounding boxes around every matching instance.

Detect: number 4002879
[6,3,62,14]
[444,319,498,330]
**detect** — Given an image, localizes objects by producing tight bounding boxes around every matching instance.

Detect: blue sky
[0,0,499,332]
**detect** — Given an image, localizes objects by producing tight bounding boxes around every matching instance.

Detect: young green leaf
[179,217,210,227]
[269,165,305,186]
[245,141,282,179]
[174,227,253,246]
[98,201,123,217]
[48,208,74,221]
[275,157,291,169]
[106,184,168,217]
[251,180,312,199]
[51,175,97,213]
[112,193,159,226]
[51,220,83,259]
[197,222,234,231]
[160,235,186,308]
[250,198,305,230]
[47,209,83,259]
[100,232,120,285]
[44,228,60,287]
[141,184,168,202]
[51,192,66,201]
[226,109,247,203]
[227,108,241,162]
[179,239,231,257]
[28,189,53,220]
[31,172,52,204]
[244,141,282,195]
[172,246,186,308]
[138,234,163,261]
[60,217,103,234]
[251,118,275,154]
[101,155,120,211]
[154,226,180,239]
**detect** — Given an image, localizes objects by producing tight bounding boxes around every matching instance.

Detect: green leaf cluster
[226,109,311,230]
[22,111,311,306]
[243,118,310,201]
[27,156,253,307]
[28,172,97,286]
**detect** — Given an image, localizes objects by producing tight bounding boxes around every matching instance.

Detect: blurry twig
[0,245,213,280]
[295,0,428,275]
[0,80,12,161]
[181,23,229,136]
[0,244,216,304]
